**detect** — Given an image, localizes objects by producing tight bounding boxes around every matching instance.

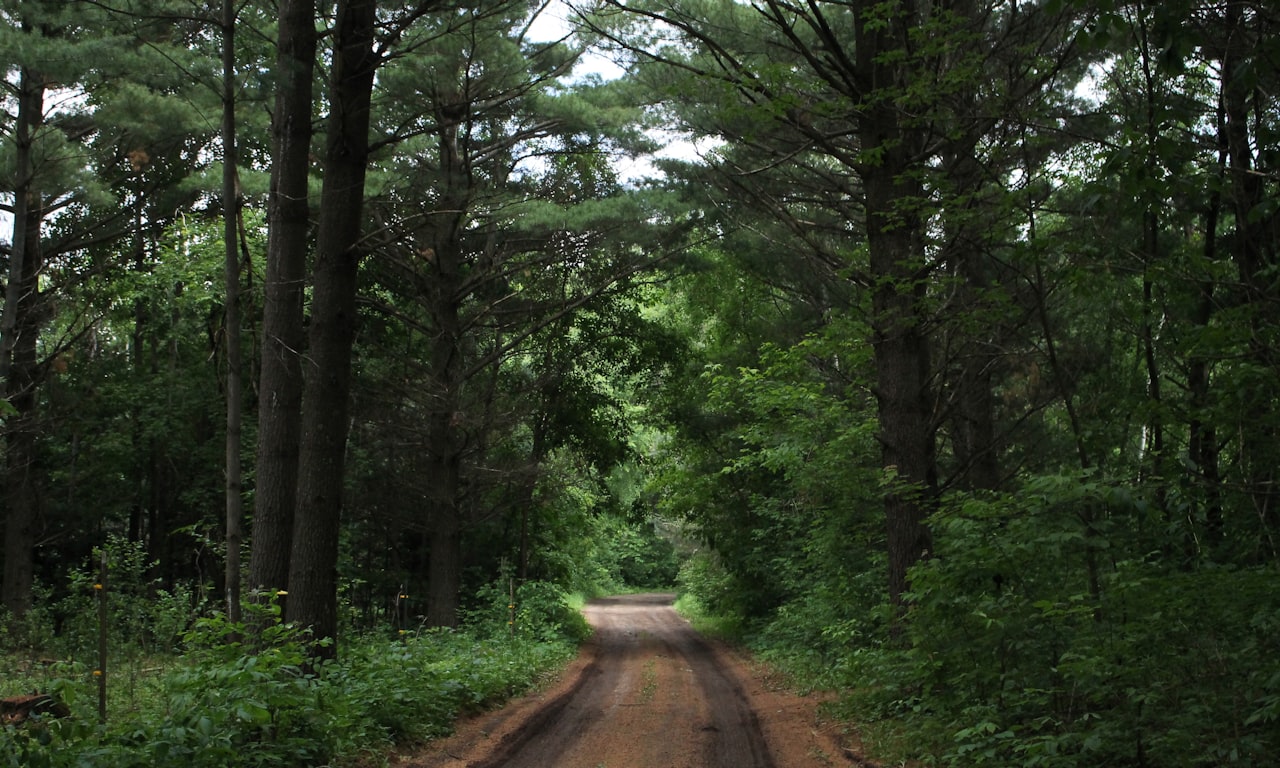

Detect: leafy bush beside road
[0,582,585,768]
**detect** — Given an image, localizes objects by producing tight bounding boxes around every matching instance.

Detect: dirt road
[401,593,862,768]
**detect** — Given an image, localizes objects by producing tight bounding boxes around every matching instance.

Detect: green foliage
[836,476,1280,767]
[656,309,883,631]
[464,578,592,646]
[0,600,579,768]
[671,591,745,641]
[37,212,265,601]
[10,536,205,661]
[151,608,324,766]
[591,513,681,590]
[675,551,742,624]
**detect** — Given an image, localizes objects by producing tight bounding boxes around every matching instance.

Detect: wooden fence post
[96,551,108,723]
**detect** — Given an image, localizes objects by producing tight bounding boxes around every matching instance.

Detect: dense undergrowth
[675,476,1280,768]
[0,579,590,768]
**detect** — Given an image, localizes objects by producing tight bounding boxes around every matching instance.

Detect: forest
[1,0,1277,765]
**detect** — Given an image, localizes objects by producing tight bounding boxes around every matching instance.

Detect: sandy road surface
[400,593,863,768]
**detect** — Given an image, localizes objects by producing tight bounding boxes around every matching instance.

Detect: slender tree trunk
[250,0,316,597]
[1135,4,1166,521]
[518,408,550,583]
[1189,129,1224,549]
[126,161,164,578]
[0,66,42,391]
[1029,211,1103,611]
[286,0,379,654]
[221,0,244,626]
[1,67,46,620]
[1187,286,1221,544]
[1139,248,1163,483]
[952,341,1000,491]
[944,130,1002,493]
[128,182,148,549]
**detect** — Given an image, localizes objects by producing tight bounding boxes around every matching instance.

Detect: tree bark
[867,204,937,607]
[1,67,47,621]
[423,106,468,629]
[1135,6,1166,519]
[854,0,937,609]
[250,0,316,598]
[425,451,462,627]
[286,0,379,654]
[1189,134,1224,550]
[420,333,467,628]
[221,0,244,626]
[2,243,43,622]
[423,393,465,627]
[943,132,1002,494]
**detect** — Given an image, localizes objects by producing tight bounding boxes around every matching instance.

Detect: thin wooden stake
[96,551,108,723]
[508,577,515,637]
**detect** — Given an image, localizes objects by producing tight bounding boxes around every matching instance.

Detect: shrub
[1,597,581,767]
[464,578,592,645]
[854,478,1280,767]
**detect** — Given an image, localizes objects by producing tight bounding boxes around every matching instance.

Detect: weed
[639,659,658,703]
[0,581,585,767]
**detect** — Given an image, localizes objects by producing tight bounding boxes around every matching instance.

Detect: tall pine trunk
[422,311,464,627]
[424,109,468,629]
[250,0,315,597]
[1,67,47,620]
[866,189,937,606]
[286,0,379,653]
[944,130,1002,494]
[221,0,244,626]
[854,0,936,609]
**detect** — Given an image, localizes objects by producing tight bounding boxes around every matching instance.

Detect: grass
[671,593,745,640]
[639,659,658,703]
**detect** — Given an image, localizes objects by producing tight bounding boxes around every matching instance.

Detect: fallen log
[1,694,70,724]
